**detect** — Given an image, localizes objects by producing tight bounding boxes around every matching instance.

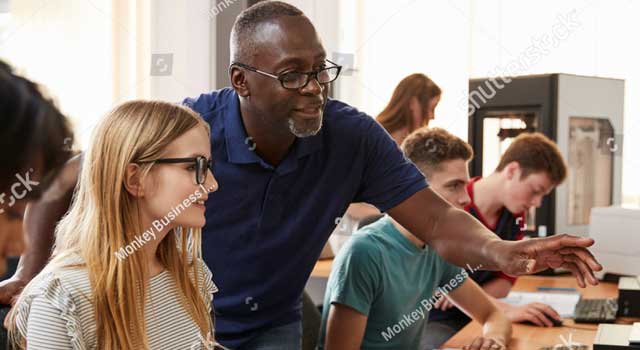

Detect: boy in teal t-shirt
[319,128,511,350]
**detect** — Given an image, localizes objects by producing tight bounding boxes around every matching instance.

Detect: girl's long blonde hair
[9,100,214,349]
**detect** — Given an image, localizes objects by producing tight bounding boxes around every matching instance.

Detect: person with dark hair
[400,127,473,178]
[0,60,74,220]
[344,73,442,222]
[7,2,601,349]
[320,128,511,350]
[376,73,442,145]
[0,59,76,344]
[425,132,568,348]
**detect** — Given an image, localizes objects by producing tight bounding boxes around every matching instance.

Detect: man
[427,132,569,347]
[320,127,511,350]
[0,2,601,349]
[181,4,598,345]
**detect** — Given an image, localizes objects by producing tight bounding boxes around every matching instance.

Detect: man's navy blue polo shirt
[183,88,428,348]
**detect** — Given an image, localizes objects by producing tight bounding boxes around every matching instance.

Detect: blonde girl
[8,100,221,349]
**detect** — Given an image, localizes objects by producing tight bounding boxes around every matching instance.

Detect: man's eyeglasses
[141,156,213,185]
[231,59,342,90]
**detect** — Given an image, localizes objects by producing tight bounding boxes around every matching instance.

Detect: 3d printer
[467,74,624,237]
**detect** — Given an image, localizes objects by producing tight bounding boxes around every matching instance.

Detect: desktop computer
[618,276,640,318]
[589,206,640,278]
[583,207,640,322]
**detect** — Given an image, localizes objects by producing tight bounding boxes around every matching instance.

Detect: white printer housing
[589,206,640,277]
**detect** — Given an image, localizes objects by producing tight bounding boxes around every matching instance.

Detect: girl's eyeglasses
[140,156,213,185]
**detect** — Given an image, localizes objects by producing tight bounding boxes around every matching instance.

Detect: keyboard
[574,298,618,323]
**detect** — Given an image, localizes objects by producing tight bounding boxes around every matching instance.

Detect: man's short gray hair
[230,1,304,64]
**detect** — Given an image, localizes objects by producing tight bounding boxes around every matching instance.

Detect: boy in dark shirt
[427,133,568,348]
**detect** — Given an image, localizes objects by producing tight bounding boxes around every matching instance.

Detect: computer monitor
[589,206,640,277]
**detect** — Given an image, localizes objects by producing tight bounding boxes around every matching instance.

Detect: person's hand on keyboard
[503,302,562,327]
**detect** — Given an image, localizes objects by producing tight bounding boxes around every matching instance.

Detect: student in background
[320,128,511,350]
[0,60,75,340]
[426,132,567,348]
[0,60,74,224]
[7,101,220,349]
[345,73,442,224]
[376,73,441,145]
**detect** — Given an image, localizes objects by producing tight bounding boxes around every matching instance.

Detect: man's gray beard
[287,117,323,138]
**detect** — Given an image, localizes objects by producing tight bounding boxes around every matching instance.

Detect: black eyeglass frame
[139,156,213,185]
[230,59,343,90]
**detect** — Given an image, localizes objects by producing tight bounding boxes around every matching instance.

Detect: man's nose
[299,75,323,95]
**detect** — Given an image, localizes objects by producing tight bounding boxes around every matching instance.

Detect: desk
[311,259,639,349]
[443,276,640,349]
[312,258,333,279]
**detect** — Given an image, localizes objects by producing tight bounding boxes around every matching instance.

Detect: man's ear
[123,163,145,197]
[504,161,521,180]
[230,66,250,97]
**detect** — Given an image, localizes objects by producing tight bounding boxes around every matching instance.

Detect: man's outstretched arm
[0,155,81,305]
[387,187,602,287]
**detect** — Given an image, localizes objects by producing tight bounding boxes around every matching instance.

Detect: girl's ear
[124,163,145,197]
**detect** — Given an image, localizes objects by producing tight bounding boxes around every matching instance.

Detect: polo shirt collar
[224,93,261,164]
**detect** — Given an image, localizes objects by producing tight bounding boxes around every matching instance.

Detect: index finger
[542,234,595,250]
[559,247,603,271]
